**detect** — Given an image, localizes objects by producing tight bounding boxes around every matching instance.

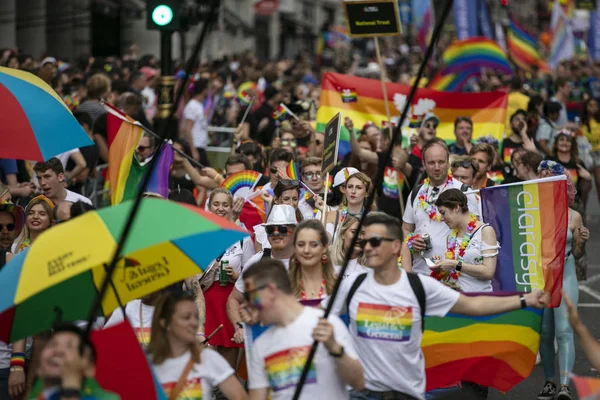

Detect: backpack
[344,272,427,331]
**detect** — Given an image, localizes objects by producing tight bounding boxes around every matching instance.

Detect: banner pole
[320,172,329,225]
[374,37,393,141]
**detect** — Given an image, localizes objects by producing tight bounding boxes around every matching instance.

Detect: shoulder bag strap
[345,273,368,314]
[168,357,195,400]
[406,272,426,332]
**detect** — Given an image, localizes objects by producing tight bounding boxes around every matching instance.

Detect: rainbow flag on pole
[271,103,297,122]
[105,104,144,205]
[143,142,174,198]
[480,176,568,307]
[286,160,300,181]
[423,297,542,391]
[506,18,541,71]
[570,374,600,399]
[442,37,513,75]
[317,72,508,157]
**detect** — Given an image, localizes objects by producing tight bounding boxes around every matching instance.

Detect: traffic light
[147,0,187,31]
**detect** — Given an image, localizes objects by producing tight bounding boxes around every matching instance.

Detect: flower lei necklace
[417,172,453,221]
[431,213,478,284]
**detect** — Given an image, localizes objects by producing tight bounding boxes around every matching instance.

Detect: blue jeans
[350,390,419,400]
[539,255,579,385]
[0,367,9,400]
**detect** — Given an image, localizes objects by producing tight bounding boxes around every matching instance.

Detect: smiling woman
[13,195,54,253]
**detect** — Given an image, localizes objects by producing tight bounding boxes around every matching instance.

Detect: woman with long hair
[324,172,376,241]
[549,129,592,214]
[149,293,247,400]
[190,188,253,369]
[13,195,54,253]
[330,214,368,279]
[288,220,337,302]
[536,160,590,400]
[347,135,378,178]
[579,97,600,205]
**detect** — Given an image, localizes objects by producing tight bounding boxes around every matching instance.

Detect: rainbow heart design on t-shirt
[264,346,317,392]
[355,303,413,342]
[163,377,203,399]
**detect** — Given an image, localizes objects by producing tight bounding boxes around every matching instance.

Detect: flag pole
[84,0,221,336]
[374,37,393,141]
[291,0,456,398]
[320,172,329,225]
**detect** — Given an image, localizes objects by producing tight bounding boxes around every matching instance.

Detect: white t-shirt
[455,225,499,293]
[403,179,480,275]
[65,189,92,205]
[104,299,154,346]
[341,259,369,279]
[298,197,322,221]
[153,349,234,399]
[234,253,290,293]
[200,236,255,288]
[183,99,209,149]
[324,269,460,399]
[249,307,359,399]
[56,149,81,170]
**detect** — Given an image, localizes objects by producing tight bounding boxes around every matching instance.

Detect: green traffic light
[152,5,174,26]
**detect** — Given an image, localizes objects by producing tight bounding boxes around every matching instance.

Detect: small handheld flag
[382,120,397,129]
[570,374,600,400]
[338,87,358,103]
[271,103,298,122]
[286,160,300,180]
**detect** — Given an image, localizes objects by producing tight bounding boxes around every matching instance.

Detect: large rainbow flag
[480,176,568,307]
[423,298,542,392]
[442,37,513,75]
[316,72,508,157]
[506,18,541,71]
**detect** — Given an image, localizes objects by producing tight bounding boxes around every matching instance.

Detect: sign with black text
[343,0,401,37]
[575,0,597,9]
[322,113,342,175]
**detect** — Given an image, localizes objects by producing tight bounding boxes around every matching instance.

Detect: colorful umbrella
[0,67,93,161]
[0,198,248,342]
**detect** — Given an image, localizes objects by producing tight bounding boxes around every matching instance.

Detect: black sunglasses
[243,284,269,302]
[265,225,289,236]
[278,179,300,188]
[315,139,322,145]
[452,160,476,169]
[358,236,396,249]
[0,223,16,232]
[269,166,279,174]
[137,145,151,152]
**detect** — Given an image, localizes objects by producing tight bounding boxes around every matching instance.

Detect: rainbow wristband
[404,232,420,254]
[10,352,25,368]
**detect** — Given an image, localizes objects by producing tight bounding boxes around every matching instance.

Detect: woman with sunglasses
[149,292,247,400]
[288,220,337,302]
[536,160,590,400]
[330,214,368,279]
[427,189,499,293]
[324,172,376,242]
[192,188,254,368]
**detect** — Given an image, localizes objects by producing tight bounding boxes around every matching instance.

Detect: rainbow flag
[570,374,600,399]
[272,103,296,122]
[507,18,541,71]
[415,0,434,52]
[143,143,174,198]
[428,69,479,92]
[286,160,300,180]
[480,177,568,307]
[105,104,144,205]
[423,297,542,392]
[338,87,358,103]
[442,37,513,75]
[317,72,508,157]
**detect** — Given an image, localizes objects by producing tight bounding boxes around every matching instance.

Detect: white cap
[333,167,359,188]
[41,57,57,67]
[263,204,298,226]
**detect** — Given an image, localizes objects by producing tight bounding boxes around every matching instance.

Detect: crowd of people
[1,32,600,400]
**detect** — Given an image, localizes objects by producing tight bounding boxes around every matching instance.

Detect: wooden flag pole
[320,172,329,225]
[374,37,393,141]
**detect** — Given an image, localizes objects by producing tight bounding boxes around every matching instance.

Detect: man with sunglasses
[227,205,297,344]
[450,156,478,188]
[243,258,364,399]
[326,213,549,400]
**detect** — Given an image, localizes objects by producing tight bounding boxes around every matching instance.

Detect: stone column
[46,0,73,60]
[0,0,17,50]
[17,0,46,58]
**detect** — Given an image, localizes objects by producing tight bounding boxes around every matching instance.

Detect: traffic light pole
[156,30,177,139]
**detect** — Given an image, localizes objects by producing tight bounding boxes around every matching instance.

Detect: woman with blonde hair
[13,195,54,253]
[324,171,377,241]
[330,214,368,279]
[288,220,337,302]
[149,292,247,400]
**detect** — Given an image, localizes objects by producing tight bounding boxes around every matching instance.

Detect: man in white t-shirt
[183,78,210,166]
[33,158,92,206]
[227,205,297,344]
[401,139,479,275]
[244,258,364,399]
[326,213,549,400]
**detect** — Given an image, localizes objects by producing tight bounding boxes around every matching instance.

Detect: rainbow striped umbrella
[0,67,93,161]
[0,198,248,342]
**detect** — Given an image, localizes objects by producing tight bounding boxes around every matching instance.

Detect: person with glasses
[149,292,247,400]
[298,158,326,220]
[330,214,368,279]
[402,139,480,277]
[288,220,338,302]
[227,205,298,345]
[411,113,440,161]
[243,258,364,399]
[325,212,549,400]
[135,133,156,163]
[450,156,478,188]
[278,131,297,153]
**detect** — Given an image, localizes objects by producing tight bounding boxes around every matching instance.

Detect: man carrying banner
[401,139,479,275]
[325,213,549,400]
[243,258,364,399]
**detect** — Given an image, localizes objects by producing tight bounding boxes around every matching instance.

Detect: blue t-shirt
[0,159,17,184]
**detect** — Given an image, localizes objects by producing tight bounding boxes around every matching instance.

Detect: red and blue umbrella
[0,67,93,161]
